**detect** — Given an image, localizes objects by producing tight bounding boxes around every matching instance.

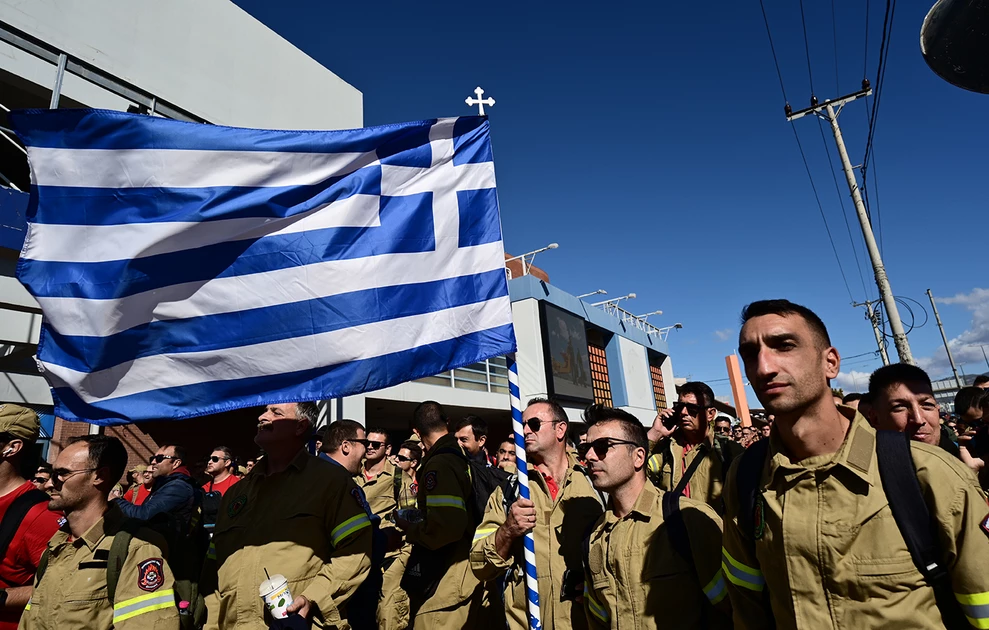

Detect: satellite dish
[920,0,989,93]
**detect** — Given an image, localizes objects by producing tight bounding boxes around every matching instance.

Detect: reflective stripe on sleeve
[23,600,30,611]
[586,591,609,624]
[331,513,372,547]
[955,591,989,629]
[703,568,728,604]
[425,495,466,511]
[647,455,661,474]
[113,589,175,623]
[722,548,765,592]
[206,541,216,561]
[473,527,497,542]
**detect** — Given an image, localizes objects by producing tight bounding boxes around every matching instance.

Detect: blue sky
[234,0,989,403]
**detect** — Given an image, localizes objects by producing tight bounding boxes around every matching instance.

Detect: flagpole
[507,353,542,630]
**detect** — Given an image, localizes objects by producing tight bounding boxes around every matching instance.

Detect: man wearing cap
[0,405,62,630]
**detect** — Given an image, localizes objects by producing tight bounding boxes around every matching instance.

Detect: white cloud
[713,328,734,342]
[833,370,872,393]
[915,288,989,378]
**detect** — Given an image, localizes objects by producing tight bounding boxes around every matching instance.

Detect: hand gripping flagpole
[507,353,542,630]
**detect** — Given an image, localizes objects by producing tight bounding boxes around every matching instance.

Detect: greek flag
[10,109,516,424]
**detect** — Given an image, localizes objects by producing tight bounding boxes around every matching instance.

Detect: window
[587,342,612,406]
[650,364,668,410]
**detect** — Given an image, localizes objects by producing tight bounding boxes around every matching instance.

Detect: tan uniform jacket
[403,433,478,614]
[722,409,989,629]
[584,482,732,630]
[202,449,372,630]
[647,432,739,515]
[20,505,179,630]
[470,455,604,630]
[356,459,398,519]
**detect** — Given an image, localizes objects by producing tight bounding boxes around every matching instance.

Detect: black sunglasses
[395,454,413,463]
[33,476,49,484]
[525,418,561,433]
[51,467,98,487]
[576,437,640,460]
[673,402,707,416]
[149,454,178,464]
[366,440,385,450]
[349,438,371,448]
[208,456,230,463]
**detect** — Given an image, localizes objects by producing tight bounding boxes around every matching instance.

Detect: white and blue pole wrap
[507,353,542,630]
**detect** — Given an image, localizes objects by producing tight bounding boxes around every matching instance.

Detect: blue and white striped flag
[11,109,516,424]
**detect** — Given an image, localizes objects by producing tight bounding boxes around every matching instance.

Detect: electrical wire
[831,0,841,95]
[863,0,871,79]
[798,0,816,96]
[758,0,789,103]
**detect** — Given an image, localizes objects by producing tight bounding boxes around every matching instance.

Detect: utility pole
[927,289,963,389]
[852,299,890,366]
[786,86,915,365]
[982,345,989,372]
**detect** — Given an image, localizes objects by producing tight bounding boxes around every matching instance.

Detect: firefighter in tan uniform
[395,401,481,628]
[355,429,398,517]
[471,398,603,630]
[378,441,421,630]
[645,382,743,515]
[724,300,989,629]
[580,407,732,629]
[201,403,372,630]
[22,435,179,630]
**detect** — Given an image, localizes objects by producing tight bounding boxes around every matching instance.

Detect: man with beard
[723,299,989,629]
[21,435,178,629]
[470,398,603,629]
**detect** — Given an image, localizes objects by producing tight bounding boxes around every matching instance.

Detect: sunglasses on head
[673,402,707,416]
[208,456,229,463]
[149,454,177,464]
[576,437,640,460]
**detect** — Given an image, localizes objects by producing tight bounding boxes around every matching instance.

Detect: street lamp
[504,243,559,278]
[591,293,636,307]
[648,323,683,337]
[577,289,607,299]
[635,310,664,319]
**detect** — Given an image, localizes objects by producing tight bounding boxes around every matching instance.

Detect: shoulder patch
[753,494,766,541]
[351,487,369,512]
[137,558,165,592]
[424,471,438,491]
[227,494,248,519]
[981,513,989,540]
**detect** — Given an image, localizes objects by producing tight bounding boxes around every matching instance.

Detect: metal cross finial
[465,86,495,115]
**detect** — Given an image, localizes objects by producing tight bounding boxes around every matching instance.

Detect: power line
[798,0,816,96]
[862,0,896,257]
[831,0,841,95]
[863,0,871,79]
[758,0,789,104]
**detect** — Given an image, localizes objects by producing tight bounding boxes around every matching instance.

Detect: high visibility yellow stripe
[703,568,728,604]
[331,513,371,546]
[586,591,609,623]
[426,495,466,511]
[112,590,175,623]
[957,592,989,606]
[647,455,661,474]
[23,602,30,611]
[473,527,497,542]
[722,548,765,592]
[206,541,216,560]
[956,591,989,629]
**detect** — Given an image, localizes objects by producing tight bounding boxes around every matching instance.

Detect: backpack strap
[673,444,709,497]
[661,490,692,564]
[875,430,970,630]
[35,548,50,585]
[393,467,403,504]
[106,524,134,606]
[0,489,49,563]
[736,438,770,542]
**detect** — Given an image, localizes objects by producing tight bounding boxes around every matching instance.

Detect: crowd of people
[0,298,986,629]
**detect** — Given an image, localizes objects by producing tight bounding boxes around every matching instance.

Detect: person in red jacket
[127,465,153,505]
[202,446,239,496]
[0,405,62,630]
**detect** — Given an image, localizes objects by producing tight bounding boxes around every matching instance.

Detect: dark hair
[740,299,831,348]
[37,462,53,474]
[677,382,715,408]
[582,404,648,449]
[398,441,423,463]
[974,375,989,387]
[868,363,932,397]
[413,401,447,436]
[159,444,187,466]
[296,402,319,427]
[67,435,128,486]
[842,392,864,404]
[321,420,364,453]
[526,397,569,425]
[451,415,488,440]
[365,426,389,440]
[714,416,732,425]
[955,386,985,416]
[211,446,233,461]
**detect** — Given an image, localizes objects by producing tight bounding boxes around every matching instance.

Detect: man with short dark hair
[23,435,178,629]
[495,439,517,472]
[113,443,199,533]
[396,401,481,627]
[841,392,864,410]
[0,405,61,630]
[646,382,743,515]
[31,465,51,493]
[714,417,732,438]
[974,374,989,389]
[202,402,372,629]
[453,416,489,465]
[356,427,398,520]
[955,386,985,425]
[202,446,238,497]
[869,363,957,455]
[319,420,368,472]
[471,398,603,629]
[723,299,989,628]
[581,405,730,629]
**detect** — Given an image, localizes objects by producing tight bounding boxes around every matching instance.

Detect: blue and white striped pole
[507,353,542,630]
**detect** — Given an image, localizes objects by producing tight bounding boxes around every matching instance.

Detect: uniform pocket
[844,555,923,601]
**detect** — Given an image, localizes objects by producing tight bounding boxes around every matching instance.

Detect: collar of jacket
[766,407,875,487]
[152,466,193,491]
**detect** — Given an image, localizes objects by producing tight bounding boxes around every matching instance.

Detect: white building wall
[0,0,363,129]
[511,299,548,404]
[617,337,656,426]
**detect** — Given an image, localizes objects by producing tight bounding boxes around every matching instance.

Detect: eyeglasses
[349,439,371,448]
[51,468,97,487]
[673,402,707,417]
[716,425,732,434]
[32,476,49,484]
[149,454,178,464]
[525,418,561,433]
[395,454,413,463]
[576,437,640,460]
[366,441,385,450]
[208,456,230,463]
